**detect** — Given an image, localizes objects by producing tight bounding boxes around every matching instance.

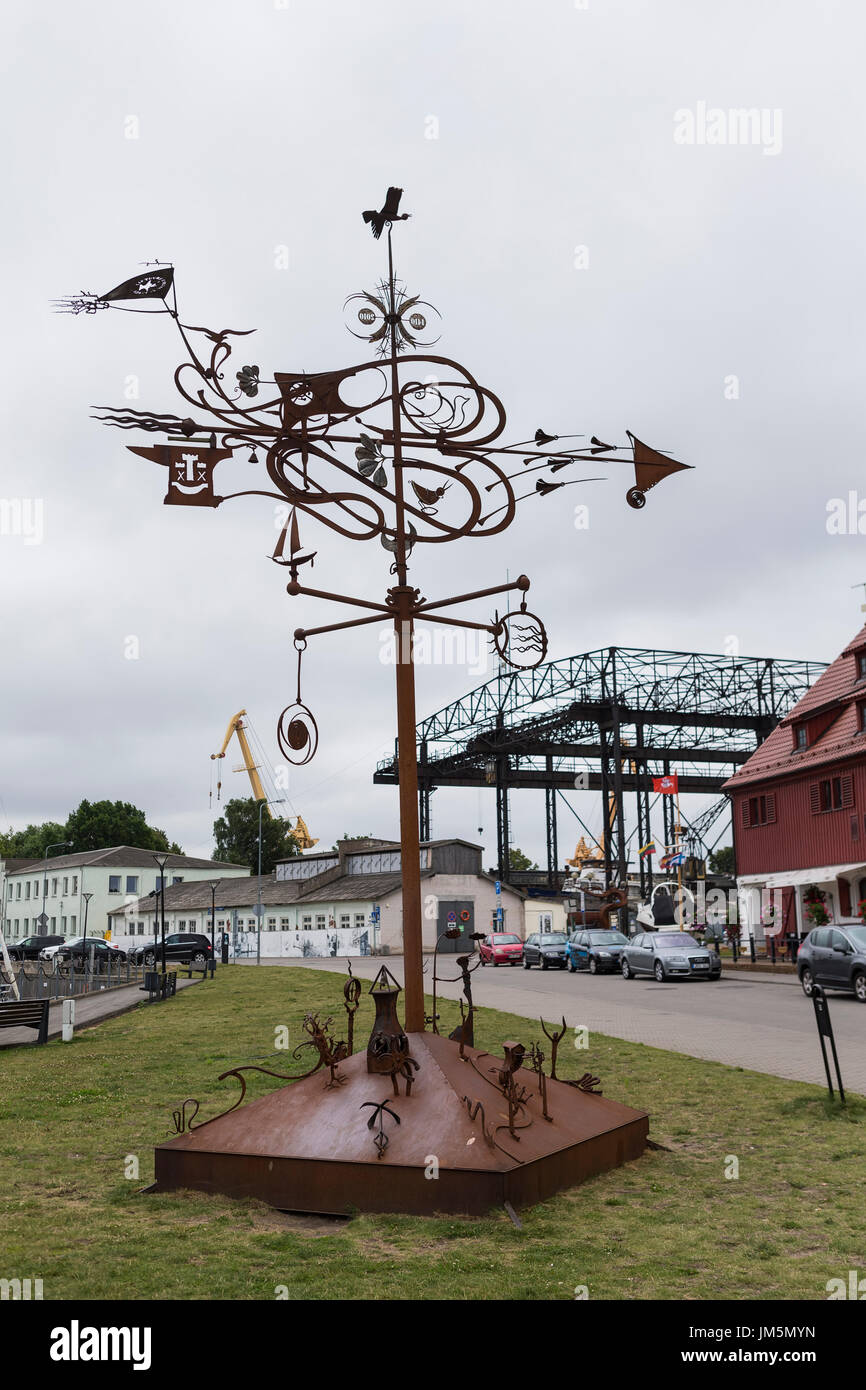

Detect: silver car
[621,931,721,982]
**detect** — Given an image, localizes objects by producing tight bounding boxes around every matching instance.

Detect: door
[437,901,475,953]
[525,934,538,964]
[824,929,853,986]
[635,935,654,975]
[809,928,833,982]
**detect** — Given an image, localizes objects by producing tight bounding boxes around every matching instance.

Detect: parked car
[52,938,128,969]
[797,925,866,1002]
[6,934,65,961]
[566,929,629,974]
[523,932,569,970]
[479,933,524,966]
[621,931,721,981]
[128,933,214,968]
[40,935,122,962]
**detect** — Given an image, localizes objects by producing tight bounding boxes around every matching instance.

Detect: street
[279,956,866,1096]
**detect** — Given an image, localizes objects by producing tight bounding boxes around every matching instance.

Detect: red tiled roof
[725,624,866,789]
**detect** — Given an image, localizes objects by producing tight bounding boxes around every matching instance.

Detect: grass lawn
[1,964,862,1301]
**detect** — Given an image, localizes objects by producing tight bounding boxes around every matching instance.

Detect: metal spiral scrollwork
[277,637,319,765]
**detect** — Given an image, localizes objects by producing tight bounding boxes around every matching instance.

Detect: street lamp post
[40,840,70,935]
[81,892,94,976]
[257,799,285,967]
[207,879,220,976]
[151,854,170,976]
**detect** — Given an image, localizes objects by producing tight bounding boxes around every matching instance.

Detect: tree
[330,832,376,850]
[213,798,300,874]
[63,799,180,854]
[508,847,538,872]
[708,846,735,877]
[0,821,67,859]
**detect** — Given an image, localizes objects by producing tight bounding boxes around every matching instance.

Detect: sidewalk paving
[0,975,201,1048]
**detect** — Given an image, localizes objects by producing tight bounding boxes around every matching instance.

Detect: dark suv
[7,934,65,961]
[129,933,214,968]
[798,925,866,1002]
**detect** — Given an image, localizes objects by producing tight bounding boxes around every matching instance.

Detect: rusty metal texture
[154,1031,649,1216]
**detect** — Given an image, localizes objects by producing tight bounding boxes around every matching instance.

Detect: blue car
[565,929,630,975]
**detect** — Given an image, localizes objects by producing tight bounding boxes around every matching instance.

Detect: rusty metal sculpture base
[152,1033,648,1217]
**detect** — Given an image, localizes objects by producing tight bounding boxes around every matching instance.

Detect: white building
[2,845,250,943]
[110,837,526,957]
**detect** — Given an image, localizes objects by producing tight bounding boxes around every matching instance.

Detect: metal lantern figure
[58,189,689,1215]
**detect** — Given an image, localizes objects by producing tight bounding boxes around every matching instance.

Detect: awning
[738,862,866,891]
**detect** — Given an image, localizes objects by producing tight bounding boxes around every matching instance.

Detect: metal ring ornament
[493,609,549,670]
[277,702,319,764]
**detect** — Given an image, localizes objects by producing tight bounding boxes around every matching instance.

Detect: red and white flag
[653,774,679,794]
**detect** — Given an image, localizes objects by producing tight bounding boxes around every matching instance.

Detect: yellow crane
[210,710,319,849]
[211,710,268,808]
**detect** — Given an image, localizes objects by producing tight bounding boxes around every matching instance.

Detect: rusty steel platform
[153,1032,648,1216]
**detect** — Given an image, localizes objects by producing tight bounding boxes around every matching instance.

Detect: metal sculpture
[540,1015,568,1080]
[59,187,688,1034]
[343,961,361,1054]
[360,1099,402,1159]
[62,190,664,1216]
[366,966,418,1095]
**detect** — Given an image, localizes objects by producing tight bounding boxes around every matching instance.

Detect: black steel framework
[374,645,827,890]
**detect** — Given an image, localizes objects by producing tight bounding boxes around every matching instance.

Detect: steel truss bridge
[373,646,827,892]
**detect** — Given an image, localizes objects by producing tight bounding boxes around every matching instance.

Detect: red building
[724,623,866,944]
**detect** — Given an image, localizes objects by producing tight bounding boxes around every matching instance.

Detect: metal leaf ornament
[236,364,260,397]
[355,433,388,487]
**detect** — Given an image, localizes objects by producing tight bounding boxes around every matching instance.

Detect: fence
[0,956,149,1002]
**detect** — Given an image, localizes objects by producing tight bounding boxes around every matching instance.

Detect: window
[52,878,58,896]
[858,704,866,734]
[15,884,20,900]
[280,917,289,929]
[126,876,139,894]
[795,726,808,750]
[24,882,30,900]
[742,793,776,827]
[539,912,553,930]
[72,876,78,894]
[61,917,66,931]
[355,913,366,930]
[267,917,277,931]
[63,877,69,894]
[108,876,122,893]
[340,914,350,930]
[302,915,312,930]
[172,876,184,885]
[813,776,854,813]
[70,916,76,932]
[315,913,326,930]
[858,653,866,679]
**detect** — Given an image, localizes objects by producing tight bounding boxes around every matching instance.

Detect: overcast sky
[2,0,865,866]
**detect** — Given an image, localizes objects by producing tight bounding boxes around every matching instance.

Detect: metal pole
[257,800,264,966]
[394,587,424,1032]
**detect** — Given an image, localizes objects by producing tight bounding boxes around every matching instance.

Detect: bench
[0,998,50,1044]
[179,961,215,979]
